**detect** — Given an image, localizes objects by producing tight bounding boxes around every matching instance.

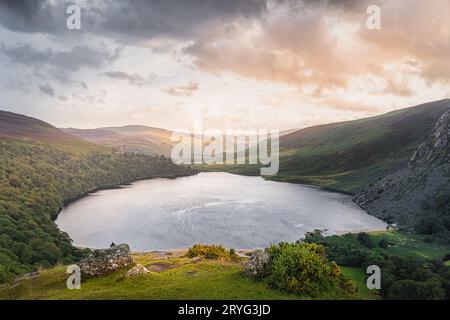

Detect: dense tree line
[417,193,450,244]
[303,230,450,299]
[0,137,196,283]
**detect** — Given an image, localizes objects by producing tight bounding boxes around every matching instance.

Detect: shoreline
[71,228,388,254]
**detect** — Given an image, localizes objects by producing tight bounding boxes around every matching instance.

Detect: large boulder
[244,250,270,278]
[77,243,134,277]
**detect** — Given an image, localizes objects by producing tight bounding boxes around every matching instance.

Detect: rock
[126,264,150,277]
[409,110,449,169]
[77,243,134,277]
[354,108,450,228]
[244,250,270,278]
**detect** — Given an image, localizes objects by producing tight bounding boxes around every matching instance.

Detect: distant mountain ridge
[62,125,174,156]
[0,110,99,152]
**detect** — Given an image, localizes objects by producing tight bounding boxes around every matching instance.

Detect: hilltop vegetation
[0,111,196,283]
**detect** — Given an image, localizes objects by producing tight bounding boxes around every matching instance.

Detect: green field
[368,231,450,260]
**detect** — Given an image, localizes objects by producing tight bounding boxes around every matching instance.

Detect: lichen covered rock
[77,243,134,277]
[244,250,270,278]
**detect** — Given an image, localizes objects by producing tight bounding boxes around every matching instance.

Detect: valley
[0,99,449,300]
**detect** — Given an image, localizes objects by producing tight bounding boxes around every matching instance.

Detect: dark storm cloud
[0,0,267,41]
[0,0,68,34]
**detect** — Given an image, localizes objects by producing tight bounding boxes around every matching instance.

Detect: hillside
[0,110,197,283]
[63,125,174,156]
[214,99,450,192]
[354,109,450,241]
[0,110,101,153]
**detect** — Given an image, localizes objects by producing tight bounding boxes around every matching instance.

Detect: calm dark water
[56,172,386,250]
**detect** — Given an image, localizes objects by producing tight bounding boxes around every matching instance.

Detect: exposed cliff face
[354,109,450,229]
[409,110,450,169]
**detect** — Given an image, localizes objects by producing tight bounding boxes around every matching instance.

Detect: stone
[354,108,450,228]
[126,264,150,277]
[77,243,134,277]
[409,110,449,169]
[244,250,270,278]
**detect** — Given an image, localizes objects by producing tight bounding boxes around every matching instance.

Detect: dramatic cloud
[0,0,267,42]
[0,0,447,130]
[182,0,449,96]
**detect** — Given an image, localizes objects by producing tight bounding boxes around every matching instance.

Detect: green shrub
[187,244,240,262]
[266,242,357,297]
[387,279,445,300]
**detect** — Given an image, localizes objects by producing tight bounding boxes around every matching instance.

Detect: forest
[0,136,196,283]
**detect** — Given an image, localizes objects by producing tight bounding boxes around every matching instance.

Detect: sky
[0,0,448,131]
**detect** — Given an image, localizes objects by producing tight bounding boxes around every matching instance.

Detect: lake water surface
[56,172,386,250]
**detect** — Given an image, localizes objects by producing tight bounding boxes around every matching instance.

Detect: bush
[387,279,445,300]
[266,242,357,297]
[187,244,240,262]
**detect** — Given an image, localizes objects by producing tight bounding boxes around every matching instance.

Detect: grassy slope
[368,231,450,260]
[0,252,365,300]
[341,267,379,300]
[0,255,298,300]
[208,99,450,192]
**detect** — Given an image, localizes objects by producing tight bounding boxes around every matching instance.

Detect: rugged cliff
[354,109,450,237]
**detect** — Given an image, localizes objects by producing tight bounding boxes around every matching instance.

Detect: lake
[56,172,386,250]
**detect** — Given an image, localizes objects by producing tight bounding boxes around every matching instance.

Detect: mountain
[267,99,450,192]
[63,125,174,156]
[212,99,450,192]
[0,110,100,153]
[354,109,450,240]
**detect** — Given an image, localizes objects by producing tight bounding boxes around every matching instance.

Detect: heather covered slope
[274,99,450,192]
[209,99,450,192]
[63,125,174,156]
[0,110,101,153]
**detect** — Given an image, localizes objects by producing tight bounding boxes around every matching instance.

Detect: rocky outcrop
[409,110,449,169]
[354,109,450,228]
[77,244,134,277]
[126,264,150,277]
[244,250,270,278]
